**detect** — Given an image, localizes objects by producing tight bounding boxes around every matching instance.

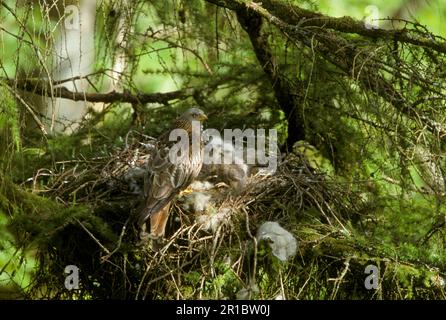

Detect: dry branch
[206,0,446,55]
[207,0,446,137]
[6,78,198,105]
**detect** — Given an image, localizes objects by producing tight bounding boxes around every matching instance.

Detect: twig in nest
[136,253,200,300]
[279,269,286,300]
[243,207,258,299]
[328,257,351,299]
[74,218,110,255]
[100,218,129,263]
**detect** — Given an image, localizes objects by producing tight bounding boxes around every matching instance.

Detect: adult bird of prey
[137,108,207,245]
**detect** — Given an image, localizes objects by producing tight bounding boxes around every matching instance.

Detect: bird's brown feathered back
[137,108,206,229]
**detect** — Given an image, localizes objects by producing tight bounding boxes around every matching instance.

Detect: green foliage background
[1,0,446,299]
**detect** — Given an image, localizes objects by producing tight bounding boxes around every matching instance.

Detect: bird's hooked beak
[198,113,208,121]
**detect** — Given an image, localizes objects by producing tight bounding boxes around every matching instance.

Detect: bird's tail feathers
[137,194,176,227]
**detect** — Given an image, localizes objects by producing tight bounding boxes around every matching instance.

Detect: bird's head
[180,108,208,122]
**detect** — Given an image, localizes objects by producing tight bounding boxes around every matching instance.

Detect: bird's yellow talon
[179,186,195,195]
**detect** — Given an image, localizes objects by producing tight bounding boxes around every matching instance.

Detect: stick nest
[14,131,437,300]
